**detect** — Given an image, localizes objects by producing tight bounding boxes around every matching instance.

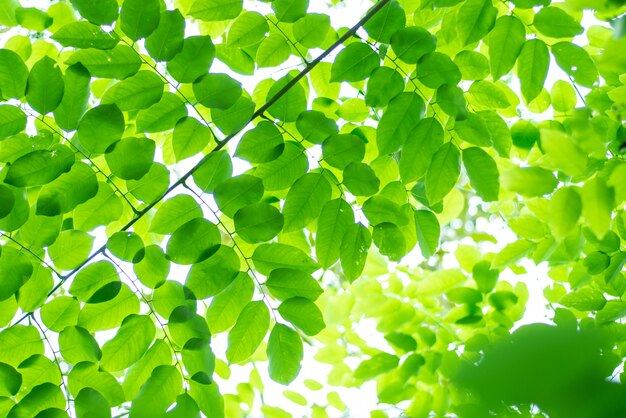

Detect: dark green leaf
[76,104,125,155]
[5,144,74,187]
[105,137,155,180]
[462,147,499,202]
[377,92,425,155]
[166,36,215,83]
[340,223,371,282]
[425,142,461,204]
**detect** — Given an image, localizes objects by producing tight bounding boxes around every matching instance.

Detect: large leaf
[129,366,182,418]
[456,0,497,46]
[26,56,64,115]
[267,324,303,385]
[226,301,270,364]
[517,39,550,103]
[462,147,499,202]
[488,16,525,80]
[120,0,160,41]
[377,92,425,155]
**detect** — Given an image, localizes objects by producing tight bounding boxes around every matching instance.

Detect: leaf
[365,67,404,108]
[488,16,525,80]
[100,315,155,372]
[456,0,497,46]
[278,297,325,336]
[256,34,292,68]
[362,196,408,227]
[0,325,43,367]
[267,75,307,122]
[372,222,407,261]
[235,121,284,163]
[53,63,91,132]
[4,144,75,187]
[415,52,461,89]
[0,363,21,397]
[282,173,332,232]
[76,104,125,155]
[296,111,338,144]
[454,112,492,146]
[145,10,185,61]
[206,272,254,333]
[40,297,80,332]
[51,21,119,49]
[166,36,215,83]
[354,353,399,380]
[547,187,582,240]
[26,56,64,115]
[120,0,160,41]
[211,95,255,135]
[0,105,27,139]
[214,174,263,217]
[105,137,155,180]
[78,284,140,331]
[533,7,583,38]
[70,0,119,25]
[399,118,444,184]
[462,147,499,202]
[48,230,94,271]
[69,260,119,302]
[425,142,461,204]
[0,49,28,100]
[252,243,320,275]
[363,0,405,43]
[316,199,355,269]
[150,195,203,234]
[136,92,188,133]
[7,383,64,418]
[265,268,323,301]
[551,80,577,113]
[226,301,270,364]
[540,129,589,177]
[468,80,510,109]
[122,340,171,400]
[107,232,144,263]
[517,39,550,103]
[74,181,123,231]
[414,210,440,258]
[330,43,379,83]
[234,202,284,243]
[581,176,614,240]
[340,223,371,282]
[559,287,606,311]
[129,366,182,418]
[15,7,52,31]
[172,117,212,162]
[188,0,243,22]
[293,13,330,48]
[454,50,490,81]
[166,218,221,265]
[192,150,232,193]
[377,92,425,155]
[75,388,110,418]
[267,324,303,385]
[186,245,240,298]
[272,0,308,23]
[58,326,101,364]
[500,166,557,197]
[436,83,468,119]
[551,42,598,88]
[227,11,268,48]
[68,362,124,407]
[343,162,380,196]
[491,240,536,269]
[101,70,164,111]
[67,44,142,79]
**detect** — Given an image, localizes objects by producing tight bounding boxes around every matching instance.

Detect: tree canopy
[0,0,626,416]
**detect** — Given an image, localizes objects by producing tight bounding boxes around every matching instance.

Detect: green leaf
[135,92,188,133]
[70,0,119,25]
[75,388,110,418]
[129,366,182,418]
[68,362,124,407]
[235,121,284,163]
[267,324,303,385]
[377,92,425,155]
[0,247,31,302]
[166,36,215,83]
[282,172,332,232]
[40,297,80,332]
[122,340,171,400]
[0,105,27,139]
[399,117,444,184]
[415,52,461,89]
[172,117,212,162]
[272,0,308,23]
[491,240,536,269]
[540,129,589,177]
[107,232,144,263]
[0,49,28,100]
[69,260,119,302]
[551,42,598,88]
[152,281,196,319]
[462,147,499,202]
[340,223,371,282]
[120,0,160,41]
[354,353,399,380]
[150,195,202,235]
[362,196,408,227]
[105,137,155,180]
[207,272,254,333]
[267,75,307,122]
[265,268,323,301]
[425,142,461,204]
[186,245,240,298]
[227,11,268,47]
[517,39,550,103]
[15,7,52,31]
[456,0,497,46]
[500,166,557,197]
[278,297,325,336]
[0,363,21,397]
[214,174,263,217]
[454,112,492,146]
[343,162,380,196]
[53,63,91,132]
[436,83,468,119]
[26,56,64,115]
[48,230,94,271]
[551,80,577,113]
[256,34,292,68]
[296,111,338,144]
[4,144,74,187]
[316,198,355,269]
[0,325,43,367]
[581,176,614,240]
[166,218,221,264]
[78,284,140,331]
[468,80,510,109]
[252,243,319,275]
[67,44,142,79]
[330,43,379,83]
[488,16,525,80]
[188,380,224,418]
[533,7,583,38]
[188,0,243,22]
[192,150,232,193]
[182,338,215,382]
[234,202,284,243]
[559,287,606,311]
[390,26,436,64]
[17,264,53,313]
[363,0,405,43]
[373,222,407,261]
[133,245,170,289]
[101,70,164,111]
[547,186,582,240]
[74,182,123,231]
[226,301,270,364]
[7,383,64,418]
[211,95,255,135]
[0,185,15,219]
[100,315,155,372]
[414,210,440,258]
[76,104,125,155]
[58,326,101,364]
[51,21,119,50]
[293,14,330,48]
[365,67,404,108]
[145,10,185,61]
[454,50,489,81]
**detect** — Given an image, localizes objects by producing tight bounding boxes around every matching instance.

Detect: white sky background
[0,0,612,417]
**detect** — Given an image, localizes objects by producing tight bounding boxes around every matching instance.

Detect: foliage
[0,0,625,416]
